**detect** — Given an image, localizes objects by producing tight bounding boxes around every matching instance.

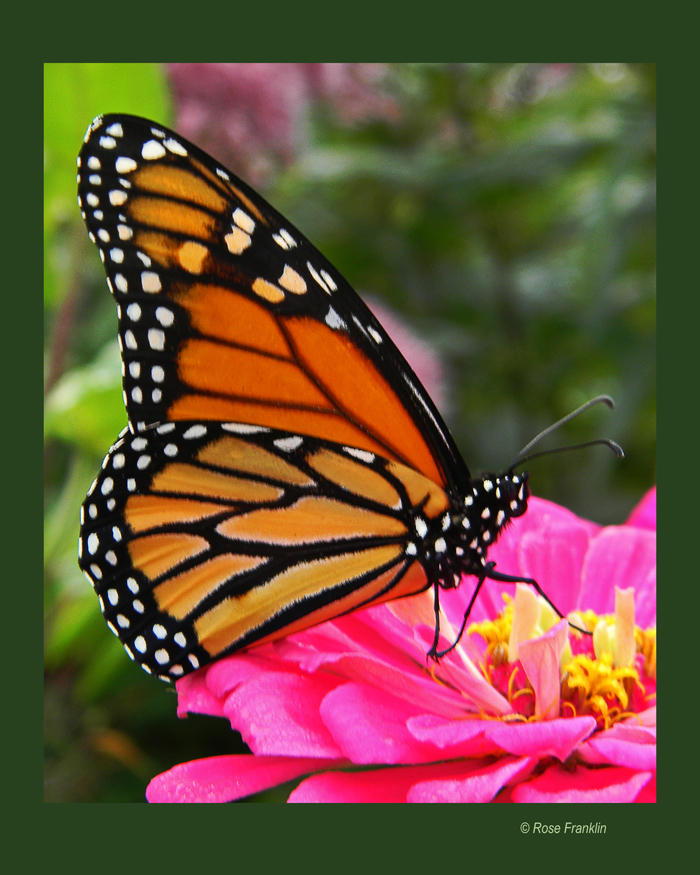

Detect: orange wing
[77,114,470,492]
[79,422,446,679]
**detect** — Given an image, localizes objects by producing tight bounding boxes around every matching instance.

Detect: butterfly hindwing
[78,421,444,679]
[77,114,469,493]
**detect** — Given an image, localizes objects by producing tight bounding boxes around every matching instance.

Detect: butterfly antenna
[510,395,624,469]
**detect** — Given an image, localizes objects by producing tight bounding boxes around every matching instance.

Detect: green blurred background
[44,62,655,801]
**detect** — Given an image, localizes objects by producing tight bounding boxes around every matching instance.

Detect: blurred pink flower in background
[365,298,447,414]
[147,479,656,802]
[167,63,399,186]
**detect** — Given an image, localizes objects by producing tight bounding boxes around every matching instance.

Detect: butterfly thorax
[425,471,530,591]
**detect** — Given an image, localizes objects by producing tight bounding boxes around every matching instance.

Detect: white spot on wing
[183,425,207,439]
[115,156,137,173]
[325,307,346,330]
[274,436,304,451]
[142,272,161,293]
[156,306,175,327]
[164,138,187,156]
[148,328,165,350]
[142,140,167,160]
[343,447,375,463]
[320,270,337,291]
[280,229,297,248]
[308,261,330,293]
[221,423,269,434]
[232,208,255,233]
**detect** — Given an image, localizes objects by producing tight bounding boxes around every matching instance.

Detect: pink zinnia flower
[147,487,656,803]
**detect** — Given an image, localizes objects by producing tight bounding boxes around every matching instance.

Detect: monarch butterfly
[77,114,610,682]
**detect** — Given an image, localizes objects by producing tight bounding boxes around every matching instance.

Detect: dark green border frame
[27,27,674,873]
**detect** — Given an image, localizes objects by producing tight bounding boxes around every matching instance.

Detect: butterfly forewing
[77,114,469,492]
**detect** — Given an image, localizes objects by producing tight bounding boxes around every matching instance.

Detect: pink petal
[407,755,535,803]
[407,713,494,749]
[288,758,532,803]
[626,487,656,530]
[406,714,543,761]
[483,716,596,761]
[579,526,656,618]
[500,497,599,558]
[224,672,343,757]
[512,763,653,802]
[176,647,293,717]
[634,774,656,802]
[382,594,488,670]
[203,648,284,698]
[273,610,492,715]
[633,564,657,629]
[146,755,341,803]
[516,516,592,615]
[507,585,543,659]
[304,617,510,716]
[319,682,442,763]
[309,650,470,717]
[578,734,656,771]
[429,657,514,715]
[630,706,656,727]
[518,620,568,719]
[287,764,432,803]
[175,670,227,718]
[284,610,424,675]
[602,722,656,744]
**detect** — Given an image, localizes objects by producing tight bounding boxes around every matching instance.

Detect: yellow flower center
[466,585,655,728]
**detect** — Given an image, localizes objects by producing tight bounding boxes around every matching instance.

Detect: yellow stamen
[635,627,656,679]
[561,652,641,730]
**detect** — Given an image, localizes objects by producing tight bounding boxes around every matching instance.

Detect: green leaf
[44,63,171,306]
[44,341,126,453]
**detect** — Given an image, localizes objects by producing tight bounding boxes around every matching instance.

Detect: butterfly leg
[482,563,592,636]
[430,567,489,660]
[428,582,442,661]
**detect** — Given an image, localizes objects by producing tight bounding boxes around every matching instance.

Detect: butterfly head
[457,469,529,550]
[429,470,528,593]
